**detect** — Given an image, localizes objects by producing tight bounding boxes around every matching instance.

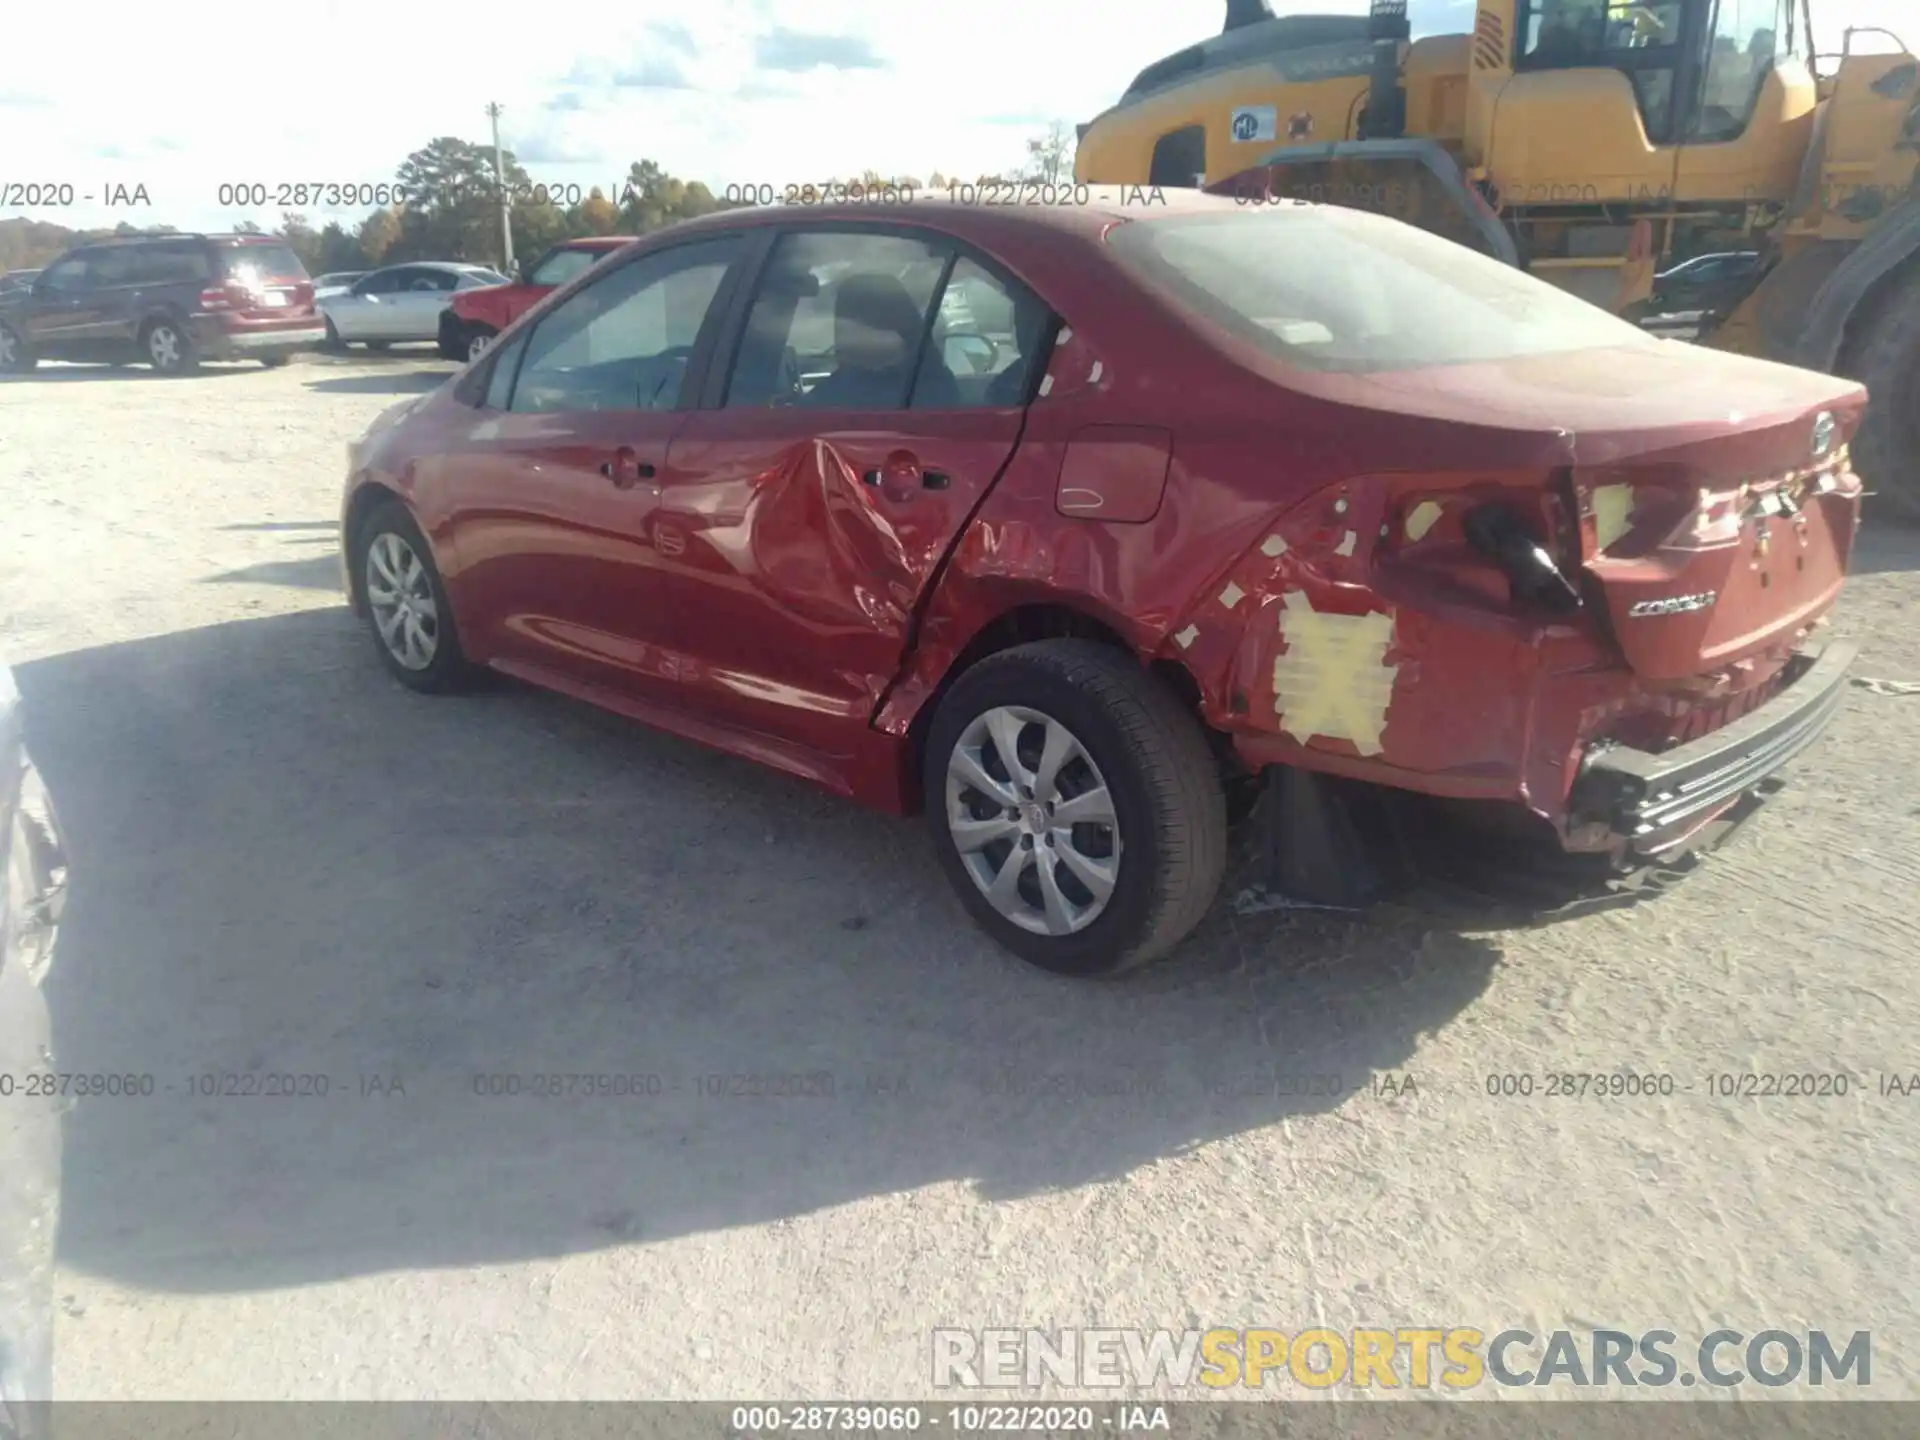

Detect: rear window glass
[1106,207,1652,373]
[221,243,309,282]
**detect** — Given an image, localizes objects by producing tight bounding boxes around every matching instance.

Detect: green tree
[278,212,322,272]
[616,159,723,234]
[357,207,404,265]
[395,136,532,265]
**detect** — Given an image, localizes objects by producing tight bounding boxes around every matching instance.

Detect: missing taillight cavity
[1462,501,1582,615]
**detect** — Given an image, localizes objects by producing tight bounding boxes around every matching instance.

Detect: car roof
[562,237,637,251]
[653,185,1236,250]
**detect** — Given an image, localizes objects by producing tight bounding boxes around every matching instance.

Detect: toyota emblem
[1810,410,1836,458]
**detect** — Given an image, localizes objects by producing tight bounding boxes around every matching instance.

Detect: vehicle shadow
[0,365,265,384]
[17,608,1499,1295]
[201,554,341,590]
[303,369,452,396]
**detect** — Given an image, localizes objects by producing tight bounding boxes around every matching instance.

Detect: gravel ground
[1,352,1918,1403]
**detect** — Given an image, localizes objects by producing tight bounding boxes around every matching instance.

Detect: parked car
[1647,250,1764,315]
[0,661,67,1440]
[0,235,322,375]
[318,263,512,351]
[312,270,368,297]
[339,192,1863,975]
[0,271,40,298]
[439,238,633,362]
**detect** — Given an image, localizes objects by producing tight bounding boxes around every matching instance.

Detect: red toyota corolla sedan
[340,189,1863,976]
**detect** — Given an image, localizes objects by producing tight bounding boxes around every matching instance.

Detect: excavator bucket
[1205,137,1519,266]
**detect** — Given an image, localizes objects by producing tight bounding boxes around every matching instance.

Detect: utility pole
[486,101,515,274]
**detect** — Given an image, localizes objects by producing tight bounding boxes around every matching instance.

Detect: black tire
[139,315,197,375]
[923,639,1228,977]
[367,340,392,353]
[462,324,497,365]
[348,499,475,693]
[323,317,346,352]
[1843,271,1920,524]
[436,313,466,361]
[259,356,290,369]
[0,322,37,374]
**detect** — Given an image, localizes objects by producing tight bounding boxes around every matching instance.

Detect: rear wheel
[0,323,34,374]
[924,640,1227,977]
[259,356,290,368]
[1845,272,1920,524]
[141,316,197,375]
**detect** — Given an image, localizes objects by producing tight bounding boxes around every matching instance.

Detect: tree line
[0,124,1077,277]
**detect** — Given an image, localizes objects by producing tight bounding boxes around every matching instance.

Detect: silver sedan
[317,262,509,349]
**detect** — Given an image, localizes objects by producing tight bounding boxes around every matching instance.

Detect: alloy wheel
[0,329,16,368]
[148,325,180,368]
[364,531,440,671]
[944,705,1122,937]
[467,332,491,363]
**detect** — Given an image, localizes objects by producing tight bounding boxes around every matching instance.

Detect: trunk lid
[1335,341,1867,679]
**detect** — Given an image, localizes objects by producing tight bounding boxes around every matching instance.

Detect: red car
[438,236,634,363]
[341,191,1863,976]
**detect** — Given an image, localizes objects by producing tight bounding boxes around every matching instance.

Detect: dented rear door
[658,405,1026,759]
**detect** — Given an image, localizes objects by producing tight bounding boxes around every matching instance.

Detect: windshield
[1107,206,1653,373]
[529,248,601,287]
[221,243,309,282]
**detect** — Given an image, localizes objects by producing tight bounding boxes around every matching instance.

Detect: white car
[311,270,367,298]
[318,262,510,349]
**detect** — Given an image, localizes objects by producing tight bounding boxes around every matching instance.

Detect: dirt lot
[2,352,1919,1401]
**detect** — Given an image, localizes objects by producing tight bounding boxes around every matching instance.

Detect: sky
[0,0,1910,233]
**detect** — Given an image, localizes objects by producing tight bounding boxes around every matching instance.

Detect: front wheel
[259,356,290,369]
[924,640,1228,976]
[350,500,474,693]
[465,326,497,364]
[0,323,34,374]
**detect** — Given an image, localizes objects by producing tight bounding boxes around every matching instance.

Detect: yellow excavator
[1075,0,1920,517]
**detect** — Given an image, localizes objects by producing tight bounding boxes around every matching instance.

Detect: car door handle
[862,466,949,491]
[600,448,655,488]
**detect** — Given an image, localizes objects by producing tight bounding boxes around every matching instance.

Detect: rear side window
[140,243,215,285]
[1108,207,1651,373]
[222,243,309,282]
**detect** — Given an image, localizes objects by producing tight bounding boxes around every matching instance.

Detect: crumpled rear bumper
[1571,640,1855,856]
[1230,641,1855,917]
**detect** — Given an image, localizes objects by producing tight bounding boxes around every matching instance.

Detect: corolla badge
[1811,410,1836,458]
[1628,592,1717,618]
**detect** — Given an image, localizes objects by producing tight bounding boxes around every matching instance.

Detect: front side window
[1109,207,1652,374]
[530,248,601,288]
[725,230,949,410]
[481,329,530,410]
[38,256,93,293]
[509,236,740,414]
[1519,0,1685,139]
[1695,0,1797,141]
[407,269,458,293]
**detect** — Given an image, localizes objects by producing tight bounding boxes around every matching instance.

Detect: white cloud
[0,0,1911,233]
